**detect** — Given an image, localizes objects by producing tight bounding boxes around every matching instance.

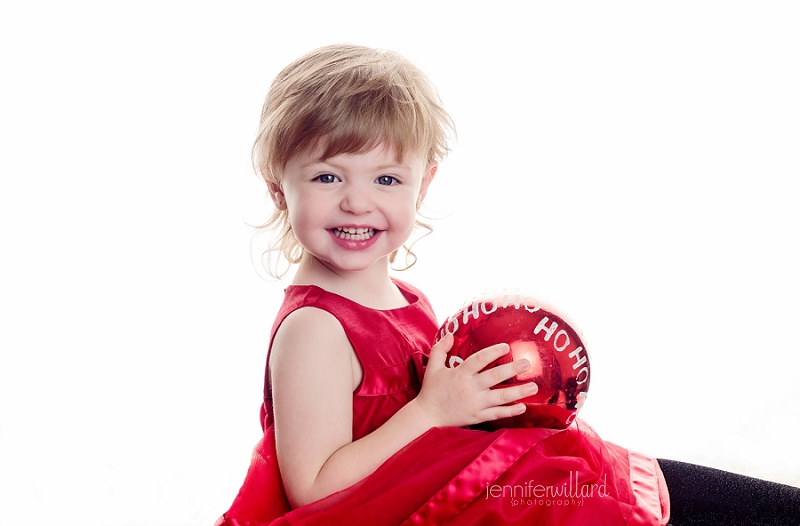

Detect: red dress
[216,280,670,525]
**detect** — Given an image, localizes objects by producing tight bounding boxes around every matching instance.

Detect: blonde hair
[252,44,455,278]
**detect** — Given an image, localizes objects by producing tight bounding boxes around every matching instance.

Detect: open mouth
[332,227,377,241]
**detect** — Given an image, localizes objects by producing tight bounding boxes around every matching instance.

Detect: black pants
[658,459,800,525]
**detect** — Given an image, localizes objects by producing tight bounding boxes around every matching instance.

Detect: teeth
[334,227,375,240]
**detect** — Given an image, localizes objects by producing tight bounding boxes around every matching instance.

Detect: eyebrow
[374,163,412,171]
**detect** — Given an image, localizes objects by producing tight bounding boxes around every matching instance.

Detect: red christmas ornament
[435,289,590,430]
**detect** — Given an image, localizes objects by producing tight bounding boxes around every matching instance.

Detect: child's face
[273,143,436,274]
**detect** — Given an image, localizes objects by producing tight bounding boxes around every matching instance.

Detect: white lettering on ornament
[449,355,465,368]
[533,317,558,341]
[553,330,570,352]
[440,295,589,386]
[462,302,481,323]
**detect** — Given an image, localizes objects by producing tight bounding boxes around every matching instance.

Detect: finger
[459,343,510,374]
[487,382,538,407]
[484,402,528,422]
[425,333,453,372]
[475,358,531,390]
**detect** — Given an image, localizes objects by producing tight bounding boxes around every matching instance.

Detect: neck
[291,255,407,309]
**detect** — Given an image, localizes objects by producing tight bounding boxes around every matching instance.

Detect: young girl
[215,44,799,526]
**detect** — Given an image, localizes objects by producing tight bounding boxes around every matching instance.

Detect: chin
[314,253,393,274]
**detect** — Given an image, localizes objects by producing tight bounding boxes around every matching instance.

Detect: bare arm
[271,307,536,508]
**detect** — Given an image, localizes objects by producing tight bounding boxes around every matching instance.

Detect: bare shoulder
[271,307,349,356]
[269,306,359,396]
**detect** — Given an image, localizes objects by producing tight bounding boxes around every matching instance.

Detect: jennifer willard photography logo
[485,472,609,507]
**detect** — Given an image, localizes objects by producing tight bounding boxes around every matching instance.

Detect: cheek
[392,202,419,235]
[285,201,319,238]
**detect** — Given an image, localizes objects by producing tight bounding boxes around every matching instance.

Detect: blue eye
[315,173,339,184]
[376,175,397,186]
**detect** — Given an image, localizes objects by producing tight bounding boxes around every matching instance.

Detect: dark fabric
[658,458,800,526]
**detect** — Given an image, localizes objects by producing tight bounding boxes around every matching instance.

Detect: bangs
[284,78,429,167]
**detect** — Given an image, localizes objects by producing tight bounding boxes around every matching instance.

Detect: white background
[1,2,798,525]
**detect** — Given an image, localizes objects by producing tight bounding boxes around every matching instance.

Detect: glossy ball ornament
[435,289,590,430]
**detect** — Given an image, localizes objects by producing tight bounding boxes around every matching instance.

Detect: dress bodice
[261,279,438,440]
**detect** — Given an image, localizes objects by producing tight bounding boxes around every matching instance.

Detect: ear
[267,181,287,210]
[416,163,438,209]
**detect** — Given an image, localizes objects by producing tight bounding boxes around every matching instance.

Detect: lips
[328,226,382,251]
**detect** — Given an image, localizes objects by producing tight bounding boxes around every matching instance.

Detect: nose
[340,182,375,215]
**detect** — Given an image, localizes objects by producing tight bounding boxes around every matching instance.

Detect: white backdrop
[1,2,798,525]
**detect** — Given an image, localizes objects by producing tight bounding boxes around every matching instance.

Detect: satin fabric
[216,280,669,525]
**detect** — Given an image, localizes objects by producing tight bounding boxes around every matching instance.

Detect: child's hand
[414,333,538,428]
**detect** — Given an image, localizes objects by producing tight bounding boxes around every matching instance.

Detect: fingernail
[526,382,538,395]
[520,359,530,371]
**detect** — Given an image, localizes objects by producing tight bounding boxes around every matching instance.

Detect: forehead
[290,141,424,171]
